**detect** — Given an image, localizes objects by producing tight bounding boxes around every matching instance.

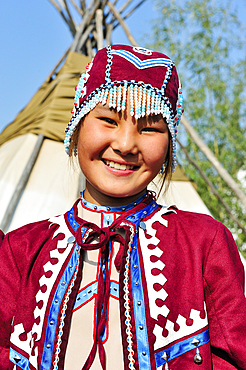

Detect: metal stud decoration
[192,338,203,365]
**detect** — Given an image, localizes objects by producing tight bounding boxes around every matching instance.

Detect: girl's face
[77,99,169,206]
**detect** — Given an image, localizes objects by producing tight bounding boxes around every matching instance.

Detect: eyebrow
[94,104,166,125]
[94,104,112,112]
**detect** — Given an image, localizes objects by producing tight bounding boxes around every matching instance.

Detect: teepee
[0,0,211,233]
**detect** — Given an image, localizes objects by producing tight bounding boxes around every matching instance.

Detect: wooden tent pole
[106,22,113,45]
[121,0,147,22]
[63,0,77,32]
[180,115,246,211]
[48,0,76,36]
[46,46,71,81]
[96,9,104,49]
[70,0,84,16]
[70,0,101,53]
[0,134,44,232]
[77,24,95,52]
[80,0,86,13]
[86,38,94,58]
[177,138,246,238]
[107,1,139,46]
[111,0,147,29]
[119,0,134,12]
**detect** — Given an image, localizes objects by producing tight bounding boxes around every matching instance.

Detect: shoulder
[6,203,76,240]
[5,208,72,252]
[146,204,236,255]
[172,207,235,242]
[153,204,222,233]
[2,210,73,274]
[7,217,57,243]
[145,204,244,279]
[173,207,222,230]
[0,229,4,243]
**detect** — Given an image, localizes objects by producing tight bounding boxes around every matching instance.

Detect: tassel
[117,85,122,112]
[130,85,134,116]
[122,81,127,111]
[147,89,151,115]
[142,86,147,117]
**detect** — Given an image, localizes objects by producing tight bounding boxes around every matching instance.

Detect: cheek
[77,126,109,165]
[77,129,91,169]
[145,136,169,167]
[77,124,95,153]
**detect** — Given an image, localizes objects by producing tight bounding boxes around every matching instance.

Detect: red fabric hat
[65,45,183,171]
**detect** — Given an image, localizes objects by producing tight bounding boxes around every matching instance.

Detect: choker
[80,191,149,213]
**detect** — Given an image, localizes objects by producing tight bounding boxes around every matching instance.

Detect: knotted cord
[75,193,153,370]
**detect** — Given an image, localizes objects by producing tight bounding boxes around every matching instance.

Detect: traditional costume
[0,192,246,369]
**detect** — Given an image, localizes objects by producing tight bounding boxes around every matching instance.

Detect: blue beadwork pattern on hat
[111,49,172,70]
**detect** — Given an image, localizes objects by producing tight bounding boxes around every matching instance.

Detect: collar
[67,191,159,235]
[80,190,149,213]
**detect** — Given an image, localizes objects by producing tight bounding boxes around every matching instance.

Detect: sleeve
[0,233,21,369]
[203,222,246,370]
[0,230,4,244]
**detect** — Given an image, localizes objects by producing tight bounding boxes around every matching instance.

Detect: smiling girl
[0,45,246,370]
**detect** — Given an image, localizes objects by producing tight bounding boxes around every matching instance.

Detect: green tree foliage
[147,0,246,252]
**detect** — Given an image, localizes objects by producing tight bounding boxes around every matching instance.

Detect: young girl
[0,44,246,370]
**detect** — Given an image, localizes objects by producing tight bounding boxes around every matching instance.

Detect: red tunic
[0,196,245,369]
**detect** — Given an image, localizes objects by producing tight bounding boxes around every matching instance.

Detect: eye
[99,117,117,125]
[141,127,161,133]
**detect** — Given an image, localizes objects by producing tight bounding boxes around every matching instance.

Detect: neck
[84,181,148,207]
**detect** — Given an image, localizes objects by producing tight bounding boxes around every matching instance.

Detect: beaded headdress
[64,45,183,171]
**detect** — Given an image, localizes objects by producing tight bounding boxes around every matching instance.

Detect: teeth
[105,160,134,171]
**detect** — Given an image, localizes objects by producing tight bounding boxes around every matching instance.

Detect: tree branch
[177,138,246,238]
[180,114,246,211]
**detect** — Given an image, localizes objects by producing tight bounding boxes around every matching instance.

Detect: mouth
[103,159,138,171]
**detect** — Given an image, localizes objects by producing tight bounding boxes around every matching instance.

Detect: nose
[111,124,139,156]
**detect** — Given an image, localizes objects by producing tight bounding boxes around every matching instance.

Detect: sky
[0,0,155,134]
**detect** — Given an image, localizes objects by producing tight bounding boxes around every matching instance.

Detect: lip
[102,159,139,175]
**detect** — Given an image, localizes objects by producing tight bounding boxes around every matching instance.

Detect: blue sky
[0,0,154,133]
